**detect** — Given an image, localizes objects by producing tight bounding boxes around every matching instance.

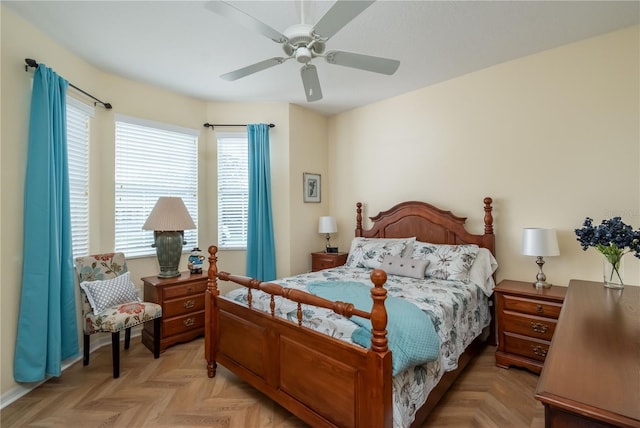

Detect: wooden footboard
[205,245,393,428]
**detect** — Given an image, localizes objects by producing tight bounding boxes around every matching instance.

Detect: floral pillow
[345,237,415,269]
[80,271,141,315]
[410,242,480,282]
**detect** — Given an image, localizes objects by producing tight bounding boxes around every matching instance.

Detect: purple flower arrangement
[575,217,640,285]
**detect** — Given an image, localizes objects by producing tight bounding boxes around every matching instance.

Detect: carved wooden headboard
[355,197,495,255]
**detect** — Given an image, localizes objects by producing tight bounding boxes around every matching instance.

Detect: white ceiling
[6,1,639,116]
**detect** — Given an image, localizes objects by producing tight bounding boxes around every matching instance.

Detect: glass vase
[603,255,624,289]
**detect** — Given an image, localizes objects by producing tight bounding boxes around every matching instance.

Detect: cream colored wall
[289,104,329,274]
[328,25,640,288]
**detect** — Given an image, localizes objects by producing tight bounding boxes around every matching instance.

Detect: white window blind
[217,132,248,249]
[115,116,199,257]
[67,98,93,258]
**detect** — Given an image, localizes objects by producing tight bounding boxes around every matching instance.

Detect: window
[115,115,199,257]
[67,97,93,258]
[217,132,248,249]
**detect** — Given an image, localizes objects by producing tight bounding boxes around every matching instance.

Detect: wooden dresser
[535,280,640,427]
[311,251,348,272]
[141,272,207,353]
[494,279,566,374]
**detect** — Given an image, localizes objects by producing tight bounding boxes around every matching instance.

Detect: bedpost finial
[370,269,387,287]
[356,202,363,237]
[207,245,219,294]
[483,197,494,235]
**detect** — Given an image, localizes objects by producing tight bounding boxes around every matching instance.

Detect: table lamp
[522,228,560,288]
[143,196,196,278]
[318,216,338,253]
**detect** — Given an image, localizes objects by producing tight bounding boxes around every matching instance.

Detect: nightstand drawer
[503,333,550,362]
[313,257,340,270]
[503,295,562,319]
[163,294,206,318]
[163,280,207,300]
[163,311,205,337]
[311,252,348,272]
[503,311,557,341]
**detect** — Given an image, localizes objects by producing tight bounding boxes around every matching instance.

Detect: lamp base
[532,256,551,288]
[533,280,552,289]
[157,269,181,279]
[154,230,185,279]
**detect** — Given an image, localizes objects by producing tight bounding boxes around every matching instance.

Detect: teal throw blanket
[307,281,439,375]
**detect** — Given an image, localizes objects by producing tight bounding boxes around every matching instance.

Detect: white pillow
[380,254,429,279]
[468,248,499,297]
[410,241,479,283]
[345,237,416,269]
[80,271,141,315]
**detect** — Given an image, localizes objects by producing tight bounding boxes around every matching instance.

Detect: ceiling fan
[205,0,400,102]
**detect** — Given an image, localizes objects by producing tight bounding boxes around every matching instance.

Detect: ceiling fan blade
[325,50,400,75]
[221,57,287,81]
[205,1,288,43]
[300,64,323,102]
[313,0,375,39]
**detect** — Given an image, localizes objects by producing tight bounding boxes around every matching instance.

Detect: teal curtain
[246,124,276,281]
[14,64,79,382]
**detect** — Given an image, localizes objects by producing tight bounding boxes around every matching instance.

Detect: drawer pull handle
[536,304,544,314]
[531,322,549,333]
[183,318,195,327]
[531,345,548,357]
[183,300,195,309]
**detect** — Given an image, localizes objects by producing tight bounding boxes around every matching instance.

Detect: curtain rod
[25,58,113,110]
[203,123,275,130]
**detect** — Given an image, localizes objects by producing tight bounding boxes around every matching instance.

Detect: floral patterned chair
[74,252,162,378]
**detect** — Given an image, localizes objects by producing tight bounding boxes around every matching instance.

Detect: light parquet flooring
[1,337,545,428]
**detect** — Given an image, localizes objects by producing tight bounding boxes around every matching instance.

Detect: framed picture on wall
[303,173,321,203]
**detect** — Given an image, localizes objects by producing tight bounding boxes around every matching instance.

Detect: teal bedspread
[307,281,440,375]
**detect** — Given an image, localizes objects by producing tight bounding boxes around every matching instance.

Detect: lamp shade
[318,216,337,234]
[522,228,560,257]
[142,196,196,231]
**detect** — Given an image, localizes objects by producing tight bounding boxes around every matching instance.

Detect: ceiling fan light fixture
[295,47,312,64]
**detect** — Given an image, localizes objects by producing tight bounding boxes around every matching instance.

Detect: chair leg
[124,327,131,350]
[111,332,120,378]
[153,317,161,359]
[83,334,90,366]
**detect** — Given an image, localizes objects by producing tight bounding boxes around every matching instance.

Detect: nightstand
[311,251,348,272]
[494,279,566,374]
[141,272,207,353]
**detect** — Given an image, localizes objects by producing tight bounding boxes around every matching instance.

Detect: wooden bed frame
[205,197,495,428]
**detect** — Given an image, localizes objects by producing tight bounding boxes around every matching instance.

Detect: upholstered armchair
[74,253,162,378]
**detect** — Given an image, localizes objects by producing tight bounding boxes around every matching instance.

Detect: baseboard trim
[1,327,142,409]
